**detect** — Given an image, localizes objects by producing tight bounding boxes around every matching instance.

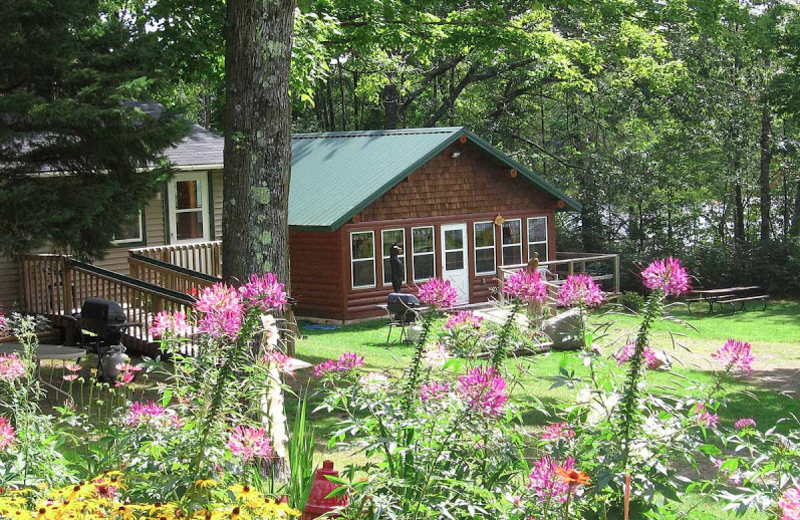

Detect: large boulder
[540,307,584,351]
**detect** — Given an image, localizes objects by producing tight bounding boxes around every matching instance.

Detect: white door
[441,223,470,305]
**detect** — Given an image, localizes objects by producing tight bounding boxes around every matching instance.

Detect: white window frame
[473,221,496,275]
[501,218,523,266]
[112,210,144,245]
[350,231,376,289]
[527,216,549,262]
[411,226,436,282]
[381,228,406,287]
[167,171,211,244]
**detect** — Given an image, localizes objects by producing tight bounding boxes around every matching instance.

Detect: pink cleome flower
[0,416,15,451]
[227,425,272,463]
[239,273,288,313]
[195,283,244,341]
[504,269,548,305]
[0,353,26,381]
[614,341,662,370]
[418,278,459,309]
[62,374,79,382]
[420,381,450,402]
[693,403,719,428]
[456,366,508,418]
[734,418,757,430]
[540,422,575,442]
[314,352,364,377]
[64,362,82,373]
[641,257,691,297]
[444,311,484,331]
[529,455,574,503]
[262,351,297,377]
[125,401,167,427]
[151,310,192,338]
[779,485,800,520]
[711,339,755,374]
[557,274,605,308]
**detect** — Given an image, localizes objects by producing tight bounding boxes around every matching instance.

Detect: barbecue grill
[64,298,141,381]
[384,293,420,345]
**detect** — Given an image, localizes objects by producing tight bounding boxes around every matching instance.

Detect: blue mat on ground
[300,322,340,331]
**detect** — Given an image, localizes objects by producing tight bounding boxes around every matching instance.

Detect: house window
[382,229,406,286]
[474,221,496,275]
[501,219,522,265]
[411,226,435,282]
[351,231,376,289]
[112,211,144,245]
[528,217,549,261]
[168,172,211,244]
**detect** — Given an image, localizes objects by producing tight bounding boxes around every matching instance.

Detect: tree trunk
[223,0,296,481]
[791,177,800,238]
[734,182,745,248]
[759,101,772,243]
[383,81,399,129]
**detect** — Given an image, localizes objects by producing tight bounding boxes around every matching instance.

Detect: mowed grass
[291,300,800,520]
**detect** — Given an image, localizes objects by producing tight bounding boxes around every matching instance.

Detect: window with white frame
[473,221,496,275]
[351,231,376,288]
[112,211,144,245]
[382,228,406,285]
[411,226,435,281]
[501,218,522,265]
[527,217,548,261]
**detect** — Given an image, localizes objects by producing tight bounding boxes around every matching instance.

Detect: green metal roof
[289,127,581,231]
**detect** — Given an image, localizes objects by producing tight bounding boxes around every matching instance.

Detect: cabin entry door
[440,223,470,305]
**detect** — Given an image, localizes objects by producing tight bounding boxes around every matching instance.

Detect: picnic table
[688,286,768,314]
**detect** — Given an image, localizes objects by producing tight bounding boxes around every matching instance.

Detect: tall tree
[0,0,189,259]
[222,0,296,285]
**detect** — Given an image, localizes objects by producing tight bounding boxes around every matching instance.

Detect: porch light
[450,151,461,158]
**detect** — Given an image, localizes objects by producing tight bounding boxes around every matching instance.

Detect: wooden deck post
[61,257,74,314]
[614,255,621,295]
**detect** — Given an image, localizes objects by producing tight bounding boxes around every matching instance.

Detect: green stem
[619,289,665,472]
[401,313,435,415]
[491,300,522,370]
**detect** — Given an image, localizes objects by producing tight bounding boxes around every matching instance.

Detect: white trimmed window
[527,217,548,261]
[351,231,376,289]
[501,218,523,265]
[112,211,144,245]
[382,228,406,286]
[411,226,435,282]
[473,221,496,275]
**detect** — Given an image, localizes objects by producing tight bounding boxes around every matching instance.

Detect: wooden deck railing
[18,255,198,355]
[128,254,218,296]
[498,252,621,304]
[131,241,222,278]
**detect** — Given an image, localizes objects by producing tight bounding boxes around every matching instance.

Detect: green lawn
[291,300,800,520]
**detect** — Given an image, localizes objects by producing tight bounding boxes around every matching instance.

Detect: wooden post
[614,255,621,295]
[61,257,74,314]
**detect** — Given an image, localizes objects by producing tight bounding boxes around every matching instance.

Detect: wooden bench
[714,295,769,313]
[685,298,712,313]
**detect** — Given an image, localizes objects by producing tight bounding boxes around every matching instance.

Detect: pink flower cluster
[195,284,245,340]
[418,278,458,309]
[693,403,719,428]
[504,269,548,305]
[779,485,800,520]
[227,425,273,463]
[641,257,691,297]
[614,341,662,370]
[124,401,176,428]
[711,339,755,374]
[444,311,484,330]
[0,416,15,451]
[557,274,605,308]
[734,418,757,430]
[314,352,365,377]
[0,353,26,381]
[115,363,142,387]
[456,366,508,418]
[239,273,288,313]
[540,422,575,442]
[529,455,574,502]
[420,381,450,402]
[262,351,297,377]
[151,310,192,338]
[62,362,81,382]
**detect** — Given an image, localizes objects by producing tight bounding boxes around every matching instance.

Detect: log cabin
[3,120,594,329]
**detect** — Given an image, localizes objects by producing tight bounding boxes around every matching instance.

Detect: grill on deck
[387,293,419,323]
[70,298,141,381]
